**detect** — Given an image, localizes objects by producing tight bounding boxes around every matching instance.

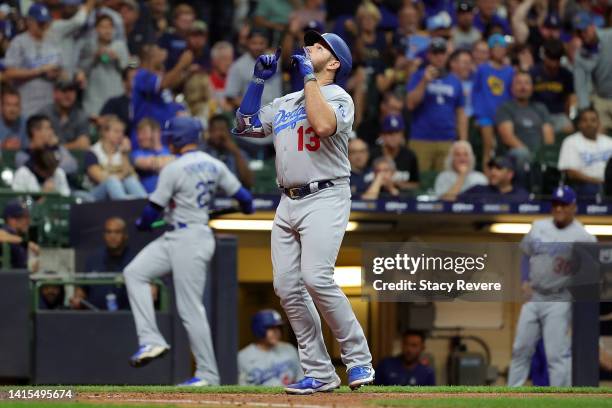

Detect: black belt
[282,180,334,200]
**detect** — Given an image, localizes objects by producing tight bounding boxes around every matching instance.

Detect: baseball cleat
[347,366,375,390]
[177,377,210,386]
[129,344,170,367]
[284,376,341,395]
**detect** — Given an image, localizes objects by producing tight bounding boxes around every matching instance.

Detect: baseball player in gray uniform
[508,186,596,386]
[238,309,302,386]
[232,30,374,394]
[124,117,254,386]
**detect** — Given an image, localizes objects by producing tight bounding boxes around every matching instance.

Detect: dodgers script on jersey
[150,151,241,224]
[238,342,303,386]
[258,84,354,187]
[520,218,597,299]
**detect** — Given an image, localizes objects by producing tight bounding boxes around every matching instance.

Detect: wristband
[304,73,317,84]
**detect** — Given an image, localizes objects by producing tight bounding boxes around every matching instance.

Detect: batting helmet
[304,30,352,85]
[251,309,284,339]
[162,117,202,148]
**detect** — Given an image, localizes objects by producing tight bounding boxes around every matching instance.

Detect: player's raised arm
[232,48,281,138]
[291,32,352,138]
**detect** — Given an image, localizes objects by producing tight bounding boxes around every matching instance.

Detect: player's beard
[312,55,333,75]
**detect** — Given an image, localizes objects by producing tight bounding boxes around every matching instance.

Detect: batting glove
[253,48,281,81]
[290,50,314,79]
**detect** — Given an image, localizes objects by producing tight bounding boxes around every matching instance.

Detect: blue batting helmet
[162,117,202,148]
[251,309,284,339]
[304,30,352,85]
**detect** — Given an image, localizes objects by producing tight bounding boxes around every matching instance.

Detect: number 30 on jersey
[297,126,320,152]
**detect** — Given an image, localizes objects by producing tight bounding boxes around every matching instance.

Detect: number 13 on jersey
[297,126,320,152]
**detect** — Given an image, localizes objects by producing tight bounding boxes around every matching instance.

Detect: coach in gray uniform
[508,186,596,386]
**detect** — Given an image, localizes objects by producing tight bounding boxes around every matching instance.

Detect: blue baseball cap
[488,33,507,49]
[552,186,577,205]
[3,199,28,219]
[27,3,51,23]
[305,19,324,34]
[162,116,202,148]
[543,13,561,29]
[61,0,83,6]
[573,11,593,31]
[488,155,514,171]
[381,114,405,133]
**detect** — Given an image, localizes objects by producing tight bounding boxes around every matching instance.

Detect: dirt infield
[77,391,610,408]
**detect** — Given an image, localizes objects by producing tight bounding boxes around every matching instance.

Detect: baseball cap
[247,27,268,40]
[3,200,28,220]
[488,156,514,171]
[55,78,78,91]
[426,11,452,31]
[27,3,51,23]
[457,1,474,13]
[381,114,405,133]
[488,33,508,49]
[429,36,447,53]
[543,13,561,29]
[189,20,208,34]
[552,185,577,205]
[573,11,593,31]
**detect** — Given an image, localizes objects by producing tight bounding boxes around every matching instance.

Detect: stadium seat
[251,159,278,194]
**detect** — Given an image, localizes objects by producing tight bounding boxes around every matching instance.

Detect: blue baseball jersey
[407,69,465,141]
[131,68,185,146]
[472,62,514,123]
[131,146,172,193]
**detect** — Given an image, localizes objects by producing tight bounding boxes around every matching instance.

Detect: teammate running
[124,116,254,386]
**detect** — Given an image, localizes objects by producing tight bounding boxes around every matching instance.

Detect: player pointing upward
[232,31,374,394]
[124,116,254,386]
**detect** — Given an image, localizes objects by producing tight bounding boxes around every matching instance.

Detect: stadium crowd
[0,0,609,202]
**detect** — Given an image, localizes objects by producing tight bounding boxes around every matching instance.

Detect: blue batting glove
[290,51,314,78]
[253,48,281,81]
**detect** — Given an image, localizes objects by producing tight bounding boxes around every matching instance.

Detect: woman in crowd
[434,140,487,201]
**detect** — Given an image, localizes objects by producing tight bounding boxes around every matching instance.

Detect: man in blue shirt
[131,43,192,146]
[406,37,467,172]
[473,0,511,36]
[131,117,174,193]
[375,330,436,386]
[156,4,195,71]
[458,156,530,203]
[472,34,514,171]
[0,87,27,150]
[349,138,373,198]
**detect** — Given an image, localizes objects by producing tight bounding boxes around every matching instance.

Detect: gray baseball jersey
[262,82,373,384]
[238,342,302,386]
[150,151,241,224]
[509,217,596,387]
[125,149,242,385]
[520,218,597,298]
[259,84,354,187]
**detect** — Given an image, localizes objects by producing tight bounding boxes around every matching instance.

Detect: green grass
[375,396,612,408]
[1,385,611,394]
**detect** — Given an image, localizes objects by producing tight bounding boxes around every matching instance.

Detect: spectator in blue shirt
[407,37,467,172]
[131,43,192,146]
[473,0,511,36]
[375,330,436,386]
[131,118,174,193]
[458,156,530,203]
[156,3,195,71]
[0,86,27,150]
[472,34,513,171]
[70,217,135,310]
[349,138,373,198]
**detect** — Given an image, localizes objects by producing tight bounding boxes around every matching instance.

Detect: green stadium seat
[251,159,278,194]
[417,170,439,195]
